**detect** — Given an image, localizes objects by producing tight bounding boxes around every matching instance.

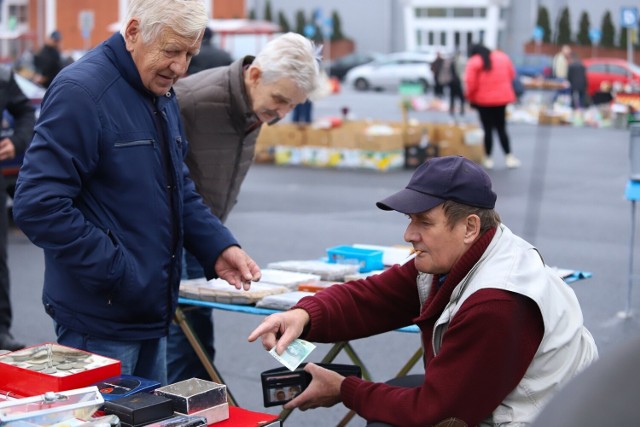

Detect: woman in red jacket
[465,44,520,169]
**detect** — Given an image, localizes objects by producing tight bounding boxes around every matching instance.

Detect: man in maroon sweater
[248,156,597,426]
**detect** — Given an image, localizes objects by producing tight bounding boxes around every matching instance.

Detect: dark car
[1,72,44,197]
[325,52,381,81]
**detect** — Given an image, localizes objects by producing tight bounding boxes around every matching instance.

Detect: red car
[582,57,640,96]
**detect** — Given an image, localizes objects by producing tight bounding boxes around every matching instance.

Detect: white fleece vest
[418,225,598,426]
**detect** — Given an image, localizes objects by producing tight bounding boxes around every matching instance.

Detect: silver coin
[11,354,32,362]
[56,363,74,370]
[28,364,45,371]
[42,367,57,374]
[72,362,87,369]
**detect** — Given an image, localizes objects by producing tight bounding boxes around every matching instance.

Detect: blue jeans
[55,324,167,385]
[166,250,214,383]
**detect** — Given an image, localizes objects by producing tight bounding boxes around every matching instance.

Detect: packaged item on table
[143,413,207,427]
[92,375,161,402]
[266,260,359,281]
[0,343,121,397]
[180,278,288,305]
[154,378,228,424]
[259,268,321,290]
[297,280,340,293]
[255,291,315,310]
[0,386,103,426]
[102,392,174,427]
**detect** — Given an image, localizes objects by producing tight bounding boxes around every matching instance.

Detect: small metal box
[154,378,227,415]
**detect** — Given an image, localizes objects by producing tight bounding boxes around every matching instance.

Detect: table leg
[173,306,238,406]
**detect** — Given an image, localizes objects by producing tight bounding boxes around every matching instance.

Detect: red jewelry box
[0,342,121,397]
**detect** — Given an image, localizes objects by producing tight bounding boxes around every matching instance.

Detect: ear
[123,18,141,51]
[463,214,481,244]
[247,66,262,85]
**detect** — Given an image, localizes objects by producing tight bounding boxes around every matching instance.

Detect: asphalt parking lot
[7,88,640,425]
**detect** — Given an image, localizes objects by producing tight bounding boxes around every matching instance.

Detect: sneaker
[482,158,494,170]
[505,154,521,169]
[0,334,25,351]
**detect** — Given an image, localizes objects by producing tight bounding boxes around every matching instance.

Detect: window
[608,65,628,77]
[453,8,474,18]
[8,5,28,24]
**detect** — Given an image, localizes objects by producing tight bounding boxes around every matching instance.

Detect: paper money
[269,339,316,371]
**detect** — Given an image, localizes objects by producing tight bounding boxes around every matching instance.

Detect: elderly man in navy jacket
[12,0,260,384]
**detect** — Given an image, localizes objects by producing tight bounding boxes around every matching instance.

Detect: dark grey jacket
[175,57,261,223]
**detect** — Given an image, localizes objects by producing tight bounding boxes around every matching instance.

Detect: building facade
[0,0,637,61]
[253,0,636,58]
[0,0,245,60]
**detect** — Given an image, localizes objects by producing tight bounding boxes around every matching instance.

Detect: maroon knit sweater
[294,228,544,427]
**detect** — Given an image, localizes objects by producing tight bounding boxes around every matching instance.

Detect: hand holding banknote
[248,308,311,355]
[269,339,316,371]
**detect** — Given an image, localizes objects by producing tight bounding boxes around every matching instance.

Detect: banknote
[269,339,316,371]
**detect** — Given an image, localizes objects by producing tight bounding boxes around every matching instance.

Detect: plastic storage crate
[326,245,384,273]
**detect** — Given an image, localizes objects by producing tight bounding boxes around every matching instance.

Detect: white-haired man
[168,32,320,383]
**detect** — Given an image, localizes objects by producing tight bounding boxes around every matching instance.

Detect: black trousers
[476,105,511,156]
[0,181,11,336]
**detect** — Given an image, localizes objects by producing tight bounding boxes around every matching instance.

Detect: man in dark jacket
[567,53,588,109]
[0,67,35,351]
[33,31,63,88]
[12,0,260,384]
[168,32,320,383]
[186,28,232,76]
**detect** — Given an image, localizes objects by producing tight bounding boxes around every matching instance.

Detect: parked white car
[344,51,436,92]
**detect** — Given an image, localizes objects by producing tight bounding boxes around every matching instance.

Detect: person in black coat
[567,53,588,109]
[0,67,35,351]
[33,31,63,88]
[187,28,232,76]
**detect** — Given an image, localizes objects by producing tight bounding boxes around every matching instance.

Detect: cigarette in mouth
[409,249,422,257]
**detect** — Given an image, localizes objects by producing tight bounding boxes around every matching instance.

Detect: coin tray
[0,343,121,397]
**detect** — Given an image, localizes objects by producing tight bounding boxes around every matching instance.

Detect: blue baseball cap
[376,156,497,213]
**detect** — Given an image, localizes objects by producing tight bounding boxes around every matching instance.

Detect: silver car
[344,51,436,92]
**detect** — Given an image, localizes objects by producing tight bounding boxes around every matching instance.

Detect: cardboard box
[272,124,306,147]
[436,124,464,147]
[329,122,368,149]
[358,131,404,152]
[306,127,332,147]
[0,343,121,397]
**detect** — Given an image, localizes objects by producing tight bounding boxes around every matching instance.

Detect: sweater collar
[418,226,497,321]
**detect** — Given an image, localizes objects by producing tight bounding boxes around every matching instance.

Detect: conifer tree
[295,10,306,35]
[264,0,273,22]
[535,6,552,43]
[576,11,591,45]
[555,7,572,45]
[331,10,345,40]
[600,10,615,48]
[278,11,290,33]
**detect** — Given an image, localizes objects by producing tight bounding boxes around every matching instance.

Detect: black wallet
[260,363,362,407]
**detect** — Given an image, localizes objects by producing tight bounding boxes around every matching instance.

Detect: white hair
[251,32,321,96]
[120,0,207,44]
